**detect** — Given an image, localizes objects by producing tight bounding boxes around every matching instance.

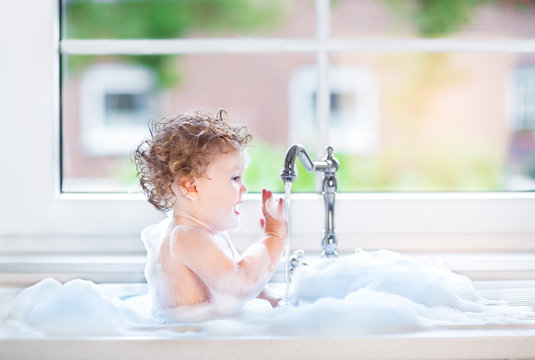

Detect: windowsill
[0,255,146,286]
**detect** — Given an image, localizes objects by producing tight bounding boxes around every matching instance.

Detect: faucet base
[321,231,338,258]
[321,250,338,258]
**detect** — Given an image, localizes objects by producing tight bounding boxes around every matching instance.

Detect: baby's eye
[231,176,241,181]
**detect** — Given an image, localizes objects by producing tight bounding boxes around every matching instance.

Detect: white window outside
[79,63,158,156]
[512,66,535,131]
[289,66,379,154]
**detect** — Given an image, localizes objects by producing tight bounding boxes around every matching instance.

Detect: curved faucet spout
[280,144,314,183]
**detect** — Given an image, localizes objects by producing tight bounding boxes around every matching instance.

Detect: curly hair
[133,109,252,212]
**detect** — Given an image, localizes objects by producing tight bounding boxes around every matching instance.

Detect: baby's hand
[260,189,287,240]
[257,287,282,308]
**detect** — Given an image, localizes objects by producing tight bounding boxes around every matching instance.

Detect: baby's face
[194,150,248,231]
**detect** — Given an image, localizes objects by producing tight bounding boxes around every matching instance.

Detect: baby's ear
[175,177,198,200]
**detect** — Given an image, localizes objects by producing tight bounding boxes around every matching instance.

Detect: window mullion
[315,0,330,191]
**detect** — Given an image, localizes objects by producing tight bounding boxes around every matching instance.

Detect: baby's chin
[214,216,241,232]
[227,217,242,231]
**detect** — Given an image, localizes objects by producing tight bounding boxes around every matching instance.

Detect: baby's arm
[171,190,286,300]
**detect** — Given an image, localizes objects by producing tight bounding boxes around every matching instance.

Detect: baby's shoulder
[169,224,213,247]
[167,225,218,260]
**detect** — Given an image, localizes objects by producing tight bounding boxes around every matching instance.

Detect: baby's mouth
[234,201,242,215]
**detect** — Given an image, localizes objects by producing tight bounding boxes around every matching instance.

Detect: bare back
[157,230,212,307]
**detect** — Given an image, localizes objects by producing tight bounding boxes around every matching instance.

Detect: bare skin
[152,150,287,309]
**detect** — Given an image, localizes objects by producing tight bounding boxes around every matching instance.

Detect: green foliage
[242,141,502,193]
[336,143,502,192]
[291,157,318,192]
[243,141,286,193]
[413,0,483,37]
[243,141,316,193]
[64,0,287,39]
[63,0,288,87]
[380,0,535,37]
[381,0,487,37]
[62,54,182,89]
[112,157,141,192]
[241,140,502,193]
[113,138,502,194]
[111,140,318,194]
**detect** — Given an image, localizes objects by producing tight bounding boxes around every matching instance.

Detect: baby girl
[133,110,287,319]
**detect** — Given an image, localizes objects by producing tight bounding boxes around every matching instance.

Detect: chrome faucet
[280,144,340,258]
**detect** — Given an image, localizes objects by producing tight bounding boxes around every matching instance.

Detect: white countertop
[1,332,534,360]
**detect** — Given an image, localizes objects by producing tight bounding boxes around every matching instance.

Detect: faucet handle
[322,145,339,173]
[289,249,307,276]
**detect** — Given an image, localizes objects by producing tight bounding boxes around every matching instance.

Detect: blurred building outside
[61,0,535,193]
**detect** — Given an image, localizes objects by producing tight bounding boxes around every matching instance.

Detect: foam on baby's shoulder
[141,217,171,254]
[169,222,211,240]
[141,217,172,313]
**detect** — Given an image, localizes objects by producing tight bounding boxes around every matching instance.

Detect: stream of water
[284,181,292,305]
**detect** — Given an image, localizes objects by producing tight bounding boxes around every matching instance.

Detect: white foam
[6,278,155,336]
[141,217,169,313]
[291,249,481,310]
[6,250,534,337]
[195,250,531,337]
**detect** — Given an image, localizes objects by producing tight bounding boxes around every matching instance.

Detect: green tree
[63,0,288,87]
[382,0,535,37]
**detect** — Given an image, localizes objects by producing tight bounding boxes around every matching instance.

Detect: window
[1,0,534,255]
[60,0,535,194]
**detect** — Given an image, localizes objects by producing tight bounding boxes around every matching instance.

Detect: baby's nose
[241,183,247,195]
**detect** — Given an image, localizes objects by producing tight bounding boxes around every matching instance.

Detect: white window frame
[1,0,535,257]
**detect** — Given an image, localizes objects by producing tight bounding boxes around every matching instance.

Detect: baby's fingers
[262,189,275,212]
[265,198,285,221]
[262,203,268,219]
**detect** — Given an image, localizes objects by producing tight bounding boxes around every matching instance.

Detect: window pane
[331,0,535,39]
[329,52,535,192]
[61,54,317,193]
[61,0,314,39]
